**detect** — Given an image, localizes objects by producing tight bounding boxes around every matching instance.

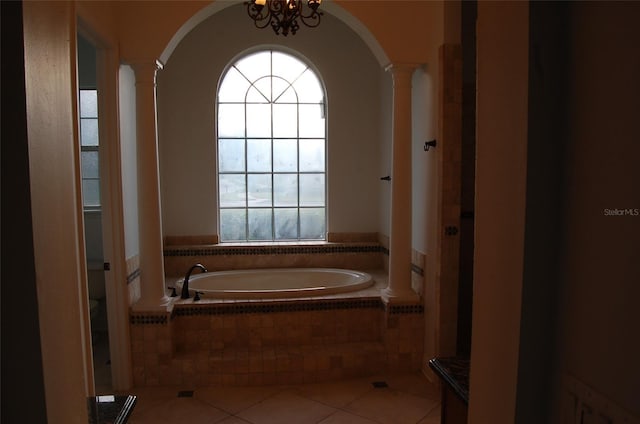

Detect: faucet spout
[181,263,207,299]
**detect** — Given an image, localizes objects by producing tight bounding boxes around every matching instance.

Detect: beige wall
[76,1,117,43]
[156,4,385,238]
[469,2,529,423]
[338,0,443,65]
[23,1,90,421]
[558,1,640,417]
[153,1,445,245]
[116,0,443,66]
[470,1,640,422]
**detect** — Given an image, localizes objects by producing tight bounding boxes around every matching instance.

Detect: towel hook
[424,139,437,151]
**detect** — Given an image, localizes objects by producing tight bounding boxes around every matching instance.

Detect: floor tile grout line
[326,380,441,424]
[198,385,294,417]
[127,373,441,424]
[314,409,366,424]
[415,400,442,424]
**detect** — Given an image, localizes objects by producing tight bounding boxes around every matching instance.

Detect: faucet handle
[167,286,178,297]
[193,291,203,302]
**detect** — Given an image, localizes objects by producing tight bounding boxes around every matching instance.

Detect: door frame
[77,21,133,391]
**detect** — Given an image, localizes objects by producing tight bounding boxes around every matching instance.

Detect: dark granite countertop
[87,395,137,424]
[428,357,470,405]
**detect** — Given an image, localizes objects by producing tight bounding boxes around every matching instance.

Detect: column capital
[384,62,422,76]
[128,59,164,85]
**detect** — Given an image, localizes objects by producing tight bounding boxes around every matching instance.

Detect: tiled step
[162,341,403,387]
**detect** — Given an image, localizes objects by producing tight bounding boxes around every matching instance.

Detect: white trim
[96,44,133,391]
[78,19,133,391]
[159,0,390,68]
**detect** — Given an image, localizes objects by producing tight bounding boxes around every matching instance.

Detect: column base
[381,287,420,304]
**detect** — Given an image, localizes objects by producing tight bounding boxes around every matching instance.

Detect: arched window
[217,50,326,242]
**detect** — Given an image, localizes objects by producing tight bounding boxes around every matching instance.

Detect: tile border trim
[163,244,383,257]
[130,313,168,325]
[162,243,424,275]
[170,298,385,318]
[129,297,424,324]
[386,304,425,314]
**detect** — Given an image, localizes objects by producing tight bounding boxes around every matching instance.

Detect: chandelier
[246,0,323,36]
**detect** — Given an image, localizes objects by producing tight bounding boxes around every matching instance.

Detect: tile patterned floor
[126,372,440,424]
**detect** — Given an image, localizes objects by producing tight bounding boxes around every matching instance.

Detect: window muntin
[217,50,326,242]
[79,89,100,209]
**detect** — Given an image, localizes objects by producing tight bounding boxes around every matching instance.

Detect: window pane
[218,104,245,137]
[217,49,327,242]
[80,90,98,118]
[272,51,306,83]
[274,208,298,240]
[274,86,297,104]
[299,174,325,206]
[82,179,100,207]
[293,70,324,103]
[272,77,295,103]
[81,118,99,146]
[218,139,245,172]
[273,174,298,206]
[249,77,271,102]
[248,174,272,207]
[300,208,325,239]
[299,139,324,172]
[81,151,100,179]
[247,139,271,172]
[273,139,297,172]
[248,209,272,240]
[219,174,246,207]
[273,104,297,138]
[246,104,271,137]
[247,83,270,104]
[299,104,325,138]
[220,209,246,241]
[235,51,271,83]
[218,67,250,102]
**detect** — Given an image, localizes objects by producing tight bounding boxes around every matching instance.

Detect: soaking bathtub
[175,268,373,299]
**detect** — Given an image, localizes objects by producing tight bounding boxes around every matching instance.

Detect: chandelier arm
[246,2,273,29]
[298,10,322,28]
[267,0,287,14]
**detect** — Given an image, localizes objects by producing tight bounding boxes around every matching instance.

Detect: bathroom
[126,1,443,389]
[5,1,487,420]
[8,1,640,423]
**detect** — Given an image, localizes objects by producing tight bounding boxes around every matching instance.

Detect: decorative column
[131,60,170,310]
[383,63,420,303]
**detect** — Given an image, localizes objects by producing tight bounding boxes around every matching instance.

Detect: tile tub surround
[162,241,425,294]
[129,273,425,388]
[163,242,385,277]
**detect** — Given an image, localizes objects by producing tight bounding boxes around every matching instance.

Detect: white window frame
[216,49,327,242]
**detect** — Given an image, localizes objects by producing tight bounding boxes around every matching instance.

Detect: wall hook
[380,176,391,181]
[424,139,437,151]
